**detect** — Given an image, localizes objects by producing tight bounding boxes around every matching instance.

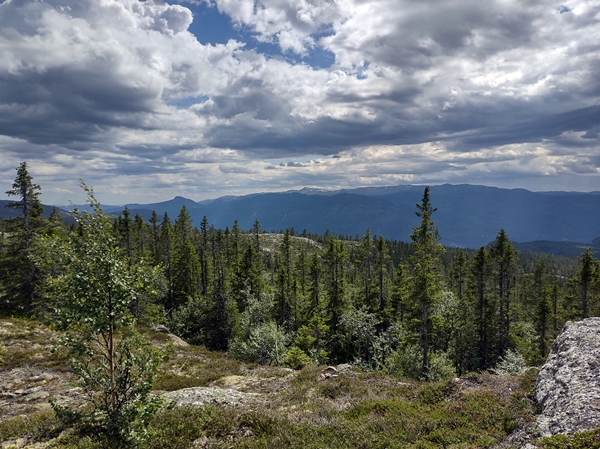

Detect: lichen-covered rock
[535,318,600,436]
[163,387,259,407]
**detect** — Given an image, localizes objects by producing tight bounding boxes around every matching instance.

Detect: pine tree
[576,248,599,318]
[0,162,44,313]
[324,235,349,358]
[118,207,133,266]
[149,211,160,264]
[199,216,210,297]
[390,263,409,323]
[374,235,391,327]
[158,213,174,313]
[469,246,495,370]
[489,229,517,356]
[172,206,201,308]
[133,214,147,261]
[358,228,376,311]
[275,228,295,330]
[533,259,551,360]
[206,229,234,350]
[449,250,468,301]
[409,186,444,380]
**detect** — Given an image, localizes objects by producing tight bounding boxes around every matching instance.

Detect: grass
[0,410,63,443]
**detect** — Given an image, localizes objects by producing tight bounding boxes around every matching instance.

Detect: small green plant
[228,321,288,365]
[0,410,61,443]
[538,426,600,449]
[428,351,457,382]
[284,346,312,369]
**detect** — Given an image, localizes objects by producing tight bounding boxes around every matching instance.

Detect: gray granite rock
[535,318,600,436]
[163,387,259,407]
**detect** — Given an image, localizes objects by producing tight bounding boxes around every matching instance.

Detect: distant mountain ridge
[0,200,73,223]
[2,184,599,250]
[104,184,600,250]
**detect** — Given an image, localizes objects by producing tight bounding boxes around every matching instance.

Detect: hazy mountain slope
[0,200,73,223]
[3,185,599,249]
[122,184,600,248]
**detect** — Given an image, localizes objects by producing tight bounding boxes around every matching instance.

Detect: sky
[0,0,599,205]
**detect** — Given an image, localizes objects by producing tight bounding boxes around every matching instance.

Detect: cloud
[0,0,599,205]
[214,0,341,54]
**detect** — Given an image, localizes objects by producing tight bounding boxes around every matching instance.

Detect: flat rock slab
[536,318,600,436]
[163,387,259,407]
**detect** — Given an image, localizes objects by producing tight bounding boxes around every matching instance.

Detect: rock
[319,366,338,380]
[337,363,352,373]
[167,334,189,347]
[151,325,189,347]
[163,387,259,407]
[535,318,600,436]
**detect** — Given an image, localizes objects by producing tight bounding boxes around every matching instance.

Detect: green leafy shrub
[284,346,312,369]
[46,185,167,448]
[492,349,527,376]
[228,321,288,365]
[428,351,457,382]
[386,344,422,379]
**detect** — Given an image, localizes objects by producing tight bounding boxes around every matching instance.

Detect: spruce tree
[158,213,174,313]
[533,259,551,360]
[489,229,517,356]
[0,162,44,313]
[375,235,391,327]
[324,235,349,358]
[409,186,444,380]
[468,246,495,370]
[576,248,599,318]
[172,206,201,308]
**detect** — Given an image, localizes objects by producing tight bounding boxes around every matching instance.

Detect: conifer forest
[1,161,598,381]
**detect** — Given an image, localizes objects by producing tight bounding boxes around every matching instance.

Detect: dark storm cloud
[0,68,158,147]
[454,105,600,150]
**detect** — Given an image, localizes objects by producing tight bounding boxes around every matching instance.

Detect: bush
[428,351,457,382]
[284,346,312,370]
[228,321,288,365]
[386,344,422,379]
[492,349,527,376]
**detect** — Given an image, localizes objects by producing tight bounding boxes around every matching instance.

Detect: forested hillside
[1,163,597,375]
[2,162,600,446]
[94,184,600,249]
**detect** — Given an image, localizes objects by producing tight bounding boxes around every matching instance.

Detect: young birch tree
[49,184,164,448]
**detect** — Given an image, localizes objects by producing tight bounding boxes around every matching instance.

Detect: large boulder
[535,318,600,436]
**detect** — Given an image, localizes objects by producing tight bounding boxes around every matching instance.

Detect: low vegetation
[0,317,544,449]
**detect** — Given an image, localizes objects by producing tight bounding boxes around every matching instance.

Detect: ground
[0,318,549,449]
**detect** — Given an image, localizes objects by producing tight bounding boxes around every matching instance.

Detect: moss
[539,427,600,449]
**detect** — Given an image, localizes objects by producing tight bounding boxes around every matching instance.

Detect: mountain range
[2,184,599,251]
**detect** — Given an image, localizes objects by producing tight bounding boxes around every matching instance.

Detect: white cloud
[214,0,341,54]
[0,0,599,204]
